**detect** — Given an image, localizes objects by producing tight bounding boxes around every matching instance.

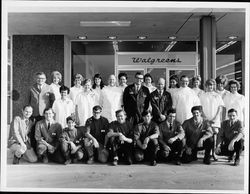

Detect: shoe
[127,158,133,165]
[228,156,233,162]
[72,158,78,164]
[203,157,211,165]
[112,159,118,166]
[192,155,198,161]
[212,153,218,161]
[234,158,240,166]
[64,159,71,165]
[13,155,20,165]
[42,155,49,164]
[87,157,94,164]
[175,160,181,165]
[150,160,157,166]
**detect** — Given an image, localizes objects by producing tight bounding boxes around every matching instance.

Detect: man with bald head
[150,77,172,124]
[100,74,123,122]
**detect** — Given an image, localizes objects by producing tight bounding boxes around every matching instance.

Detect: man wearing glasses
[123,72,151,125]
[84,105,110,164]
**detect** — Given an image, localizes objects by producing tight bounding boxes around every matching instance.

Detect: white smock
[192,88,205,98]
[75,90,97,126]
[224,92,245,124]
[199,91,224,128]
[50,83,61,100]
[69,86,83,105]
[216,89,230,100]
[100,86,123,122]
[52,98,75,128]
[172,87,201,124]
[93,87,103,106]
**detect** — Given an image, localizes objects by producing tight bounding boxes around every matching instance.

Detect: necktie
[48,122,50,129]
[230,121,233,127]
[169,123,172,131]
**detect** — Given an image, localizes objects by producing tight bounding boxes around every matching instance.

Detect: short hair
[180,75,189,81]
[215,74,228,86]
[118,72,128,80]
[135,72,143,78]
[66,116,75,123]
[144,73,154,82]
[92,73,105,89]
[43,108,54,114]
[51,71,62,81]
[93,105,102,112]
[228,79,241,90]
[35,72,46,77]
[115,109,126,117]
[167,108,176,115]
[141,110,152,117]
[192,75,202,84]
[74,73,84,81]
[205,79,216,87]
[22,105,33,111]
[191,106,203,113]
[228,108,238,115]
[83,78,92,86]
[59,85,70,93]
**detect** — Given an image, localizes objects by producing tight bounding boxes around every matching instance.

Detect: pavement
[3,150,247,193]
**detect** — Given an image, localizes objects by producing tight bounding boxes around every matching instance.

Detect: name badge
[101,130,105,133]
[129,91,134,95]
[234,131,239,134]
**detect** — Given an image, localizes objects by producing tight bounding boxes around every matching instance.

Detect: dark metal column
[199,16,216,87]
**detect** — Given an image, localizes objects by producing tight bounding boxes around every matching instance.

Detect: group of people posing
[8,70,245,167]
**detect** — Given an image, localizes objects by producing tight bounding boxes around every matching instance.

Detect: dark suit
[123,84,150,125]
[150,90,172,124]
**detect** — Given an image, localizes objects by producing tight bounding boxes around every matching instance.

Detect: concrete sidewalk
[4,153,246,193]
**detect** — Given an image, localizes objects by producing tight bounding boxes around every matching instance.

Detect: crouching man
[134,110,160,166]
[59,116,85,165]
[216,108,244,166]
[105,110,134,166]
[84,105,110,164]
[35,108,64,163]
[181,106,214,165]
[8,105,37,164]
[158,108,184,165]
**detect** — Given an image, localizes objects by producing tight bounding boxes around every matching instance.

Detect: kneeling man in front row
[158,108,184,165]
[181,106,214,164]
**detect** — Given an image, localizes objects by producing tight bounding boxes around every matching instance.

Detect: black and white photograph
[1,1,249,193]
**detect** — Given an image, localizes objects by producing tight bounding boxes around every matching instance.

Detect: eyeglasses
[93,111,101,114]
[136,77,144,80]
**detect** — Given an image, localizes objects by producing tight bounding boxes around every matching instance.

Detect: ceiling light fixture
[216,41,237,53]
[165,41,177,52]
[228,36,238,40]
[108,36,117,40]
[80,21,131,27]
[137,36,147,40]
[168,36,177,40]
[77,36,87,40]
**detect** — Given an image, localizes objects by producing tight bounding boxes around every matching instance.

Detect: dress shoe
[42,155,49,164]
[150,160,157,166]
[64,159,71,165]
[13,155,20,165]
[175,160,181,165]
[234,158,240,166]
[87,157,94,164]
[112,159,118,166]
[203,157,211,165]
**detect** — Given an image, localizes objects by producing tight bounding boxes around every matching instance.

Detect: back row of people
[8,104,244,167]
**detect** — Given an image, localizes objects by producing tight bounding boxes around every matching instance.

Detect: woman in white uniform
[50,71,62,100]
[199,79,224,161]
[224,79,245,126]
[75,79,97,126]
[100,74,123,122]
[118,72,128,91]
[69,73,84,105]
[172,75,200,124]
[167,75,180,99]
[191,75,204,98]
[92,73,105,106]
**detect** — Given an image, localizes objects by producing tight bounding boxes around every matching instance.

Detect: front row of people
[8,104,244,167]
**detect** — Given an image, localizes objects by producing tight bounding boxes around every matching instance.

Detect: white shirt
[100,86,123,122]
[192,88,205,98]
[224,92,245,124]
[92,86,103,106]
[52,98,75,128]
[69,85,83,104]
[145,84,157,93]
[75,90,97,126]
[167,88,179,99]
[50,83,61,100]
[216,89,230,100]
[200,91,224,128]
[172,87,201,124]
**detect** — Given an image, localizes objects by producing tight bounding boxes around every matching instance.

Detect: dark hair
[43,108,54,114]
[191,106,203,113]
[215,74,228,86]
[228,108,238,114]
[66,116,75,123]
[92,73,105,89]
[167,108,176,115]
[115,109,126,117]
[169,75,179,88]
[141,110,152,117]
[135,72,143,78]
[93,105,102,112]
[228,79,241,91]
[59,85,70,93]
[180,75,189,81]
[118,72,128,80]
[144,73,154,83]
